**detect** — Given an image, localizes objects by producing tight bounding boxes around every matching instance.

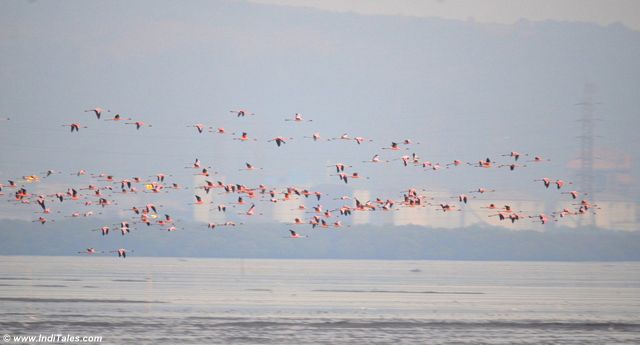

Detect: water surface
[1,256,638,344]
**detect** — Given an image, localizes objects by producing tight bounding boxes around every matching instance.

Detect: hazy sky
[0,0,638,235]
[251,0,640,30]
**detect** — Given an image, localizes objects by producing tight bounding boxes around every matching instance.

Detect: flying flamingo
[33,216,50,224]
[268,136,291,147]
[105,114,131,121]
[193,195,205,205]
[62,123,87,132]
[78,248,99,254]
[353,136,373,145]
[112,248,131,258]
[382,142,405,151]
[470,188,496,194]
[85,107,110,119]
[499,163,526,171]
[230,109,255,117]
[402,139,420,145]
[285,113,312,122]
[244,203,259,216]
[534,178,552,188]
[233,132,258,142]
[125,121,152,130]
[328,163,350,173]
[562,190,586,199]
[329,133,351,141]
[502,151,526,161]
[529,213,550,224]
[240,162,262,171]
[555,180,571,189]
[528,156,550,163]
[303,132,321,141]
[42,169,60,177]
[288,229,306,238]
[362,154,389,163]
[446,160,463,167]
[188,123,210,133]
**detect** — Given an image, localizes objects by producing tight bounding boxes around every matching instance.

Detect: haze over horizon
[0,0,638,259]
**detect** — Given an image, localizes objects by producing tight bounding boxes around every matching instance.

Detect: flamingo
[555,180,567,189]
[105,114,131,121]
[192,195,207,205]
[330,133,351,141]
[268,136,291,147]
[499,163,526,171]
[362,154,389,163]
[353,136,372,145]
[328,163,350,173]
[230,109,254,117]
[42,169,60,177]
[288,229,306,238]
[562,190,585,199]
[403,139,420,145]
[438,204,456,212]
[531,213,549,224]
[470,158,493,168]
[34,216,49,224]
[85,107,110,119]
[188,123,209,133]
[63,123,87,132]
[245,203,257,216]
[535,178,552,189]
[36,196,46,211]
[240,162,262,171]
[470,188,495,194]
[502,151,525,161]
[234,132,258,142]
[303,132,321,141]
[446,160,463,167]
[125,121,151,130]
[382,142,404,151]
[285,113,312,122]
[114,248,130,258]
[78,248,98,254]
[528,156,550,163]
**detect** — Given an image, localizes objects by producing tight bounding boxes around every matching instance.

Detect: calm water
[0,256,639,344]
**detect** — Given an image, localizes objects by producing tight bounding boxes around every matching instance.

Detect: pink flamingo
[105,114,131,121]
[230,109,255,117]
[63,123,87,132]
[85,107,110,119]
[285,113,312,122]
[268,136,291,147]
[288,229,306,238]
[188,123,210,133]
[125,121,152,130]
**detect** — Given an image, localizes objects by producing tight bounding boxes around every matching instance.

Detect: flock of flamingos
[0,107,596,258]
